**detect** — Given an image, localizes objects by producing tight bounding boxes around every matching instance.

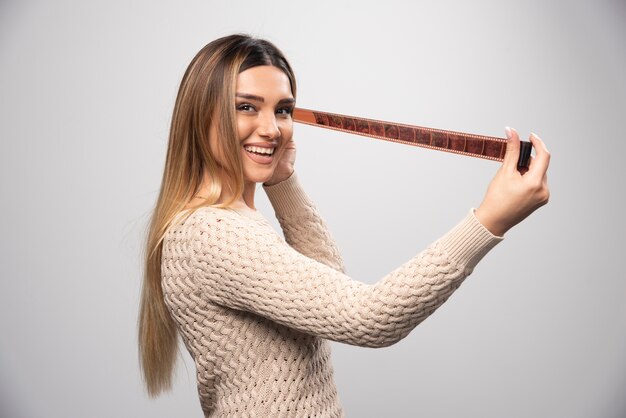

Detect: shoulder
[167,206,238,236]
[167,206,280,246]
[175,207,291,273]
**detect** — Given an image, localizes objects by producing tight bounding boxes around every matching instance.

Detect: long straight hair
[138,33,297,397]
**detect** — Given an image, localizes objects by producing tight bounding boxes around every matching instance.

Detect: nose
[257,112,281,140]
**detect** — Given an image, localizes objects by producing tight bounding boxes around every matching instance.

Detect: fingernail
[505,126,513,139]
[530,132,539,139]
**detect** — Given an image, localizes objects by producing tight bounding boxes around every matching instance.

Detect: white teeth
[244,145,274,155]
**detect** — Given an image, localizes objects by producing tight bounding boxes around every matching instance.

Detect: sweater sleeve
[191,208,503,348]
[263,171,345,273]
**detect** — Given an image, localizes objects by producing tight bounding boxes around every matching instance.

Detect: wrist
[263,168,295,187]
[474,207,508,237]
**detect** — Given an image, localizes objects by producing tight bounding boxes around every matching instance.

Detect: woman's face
[209,65,295,186]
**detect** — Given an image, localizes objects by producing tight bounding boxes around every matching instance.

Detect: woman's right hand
[474,127,550,236]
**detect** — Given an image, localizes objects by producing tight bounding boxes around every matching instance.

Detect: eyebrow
[236,93,295,105]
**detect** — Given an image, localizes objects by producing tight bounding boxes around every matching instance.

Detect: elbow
[331,257,346,274]
[345,326,413,349]
[364,333,410,349]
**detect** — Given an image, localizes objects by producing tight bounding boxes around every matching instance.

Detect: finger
[502,126,520,172]
[527,132,550,179]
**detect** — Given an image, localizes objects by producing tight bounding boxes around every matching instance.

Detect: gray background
[1,0,625,417]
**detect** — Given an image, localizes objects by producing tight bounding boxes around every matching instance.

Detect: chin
[240,148,279,185]
[244,169,274,185]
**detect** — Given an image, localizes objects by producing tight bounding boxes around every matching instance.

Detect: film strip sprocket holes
[292,107,536,166]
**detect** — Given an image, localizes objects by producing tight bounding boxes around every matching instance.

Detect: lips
[243,143,276,164]
[243,142,277,148]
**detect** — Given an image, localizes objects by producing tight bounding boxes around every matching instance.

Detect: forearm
[263,171,345,272]
[348,209,502,347]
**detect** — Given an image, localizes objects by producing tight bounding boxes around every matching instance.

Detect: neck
[211,181,256,211]
[239,180,257,210]
[195,169,257,211]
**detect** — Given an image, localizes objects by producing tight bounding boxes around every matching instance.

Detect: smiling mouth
[243,145,275,156]
[242,144,276,165]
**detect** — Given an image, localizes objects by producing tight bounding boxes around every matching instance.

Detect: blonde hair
[138,34,297,397]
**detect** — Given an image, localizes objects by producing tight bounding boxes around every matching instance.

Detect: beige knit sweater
[161,171,502,417]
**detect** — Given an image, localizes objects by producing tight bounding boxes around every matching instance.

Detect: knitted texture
[161,172,502,417]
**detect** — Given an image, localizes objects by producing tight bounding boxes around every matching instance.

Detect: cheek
[237,118,254,142]
[281,122,293,140]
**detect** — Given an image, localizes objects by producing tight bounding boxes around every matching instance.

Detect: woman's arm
[263,171,345,273]
[211,127,549,348]
[191,207,501,348]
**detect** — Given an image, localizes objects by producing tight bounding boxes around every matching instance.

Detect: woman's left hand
[263,137,296,186]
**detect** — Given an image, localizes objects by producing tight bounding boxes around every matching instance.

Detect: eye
[236,103,256,112]
[276,106,294,116]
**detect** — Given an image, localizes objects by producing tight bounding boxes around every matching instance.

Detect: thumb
[503,126,520,171]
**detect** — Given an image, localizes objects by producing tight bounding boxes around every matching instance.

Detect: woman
[138,34,550,417]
